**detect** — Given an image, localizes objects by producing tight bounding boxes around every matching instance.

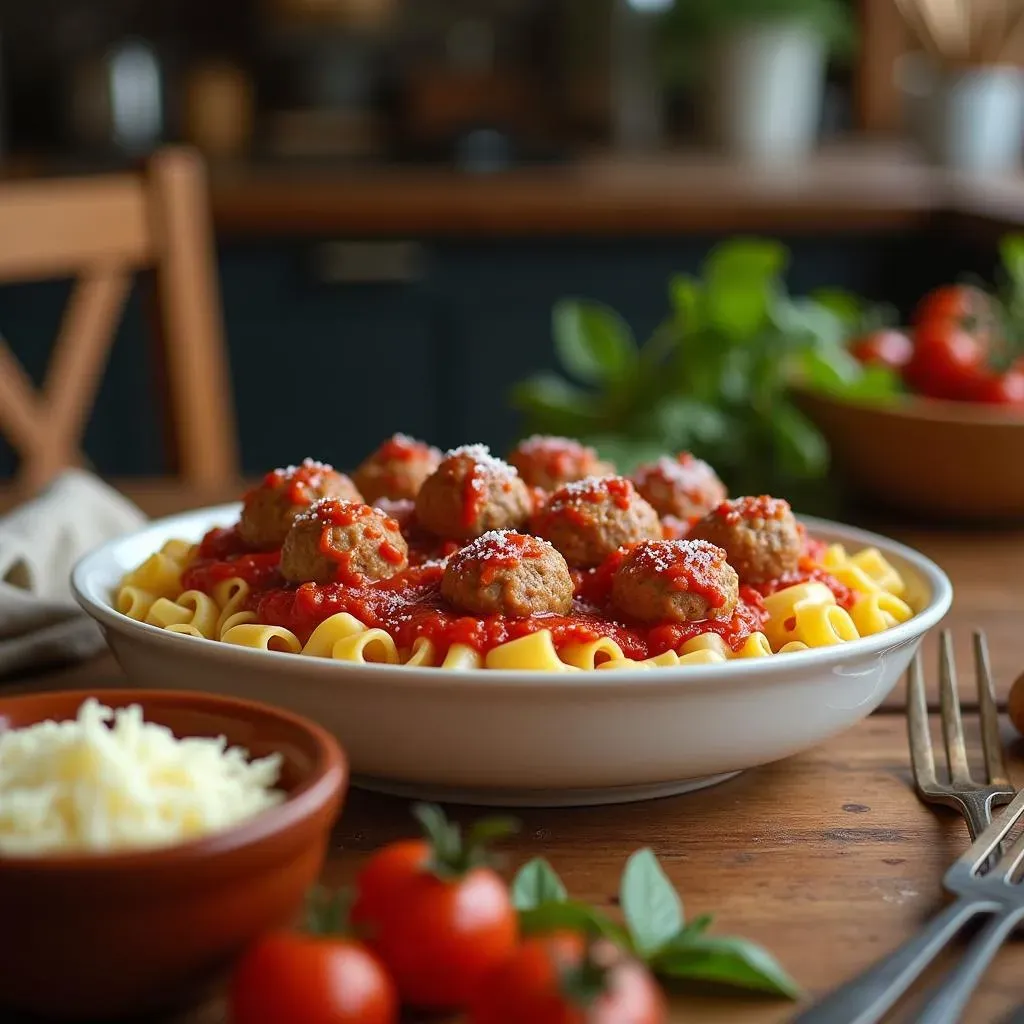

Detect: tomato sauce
[182,511,845,662]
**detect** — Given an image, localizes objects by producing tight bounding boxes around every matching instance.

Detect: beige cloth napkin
[0,471,146,678]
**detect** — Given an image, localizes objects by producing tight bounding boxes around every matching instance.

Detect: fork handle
[912,904,1024,1024]
[791,898,994,1024]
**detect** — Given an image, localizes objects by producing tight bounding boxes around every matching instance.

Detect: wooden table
[4,484,1024,1023]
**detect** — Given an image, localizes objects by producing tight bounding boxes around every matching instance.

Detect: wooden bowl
[795,388,1024,521]
[0,689,347,1021]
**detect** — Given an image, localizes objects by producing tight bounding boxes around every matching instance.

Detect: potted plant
[657,0,856,164]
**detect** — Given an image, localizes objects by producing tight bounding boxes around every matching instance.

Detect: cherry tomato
[468,932,667,1024]
[849,329,914,370]
[913,284,995,339]
[351,836,518,1009]
[972,365,1024,406]
[229,932,397,1024]
[904,321,989,400]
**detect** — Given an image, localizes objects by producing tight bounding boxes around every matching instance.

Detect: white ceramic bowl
[72,505,952,807]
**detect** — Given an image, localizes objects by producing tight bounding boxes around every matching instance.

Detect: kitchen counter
[207,142,1024,237]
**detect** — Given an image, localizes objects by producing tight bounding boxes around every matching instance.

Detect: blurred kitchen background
[0,0,1020,482]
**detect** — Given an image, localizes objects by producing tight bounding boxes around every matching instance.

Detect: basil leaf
[511,858,567,911]
[508,372,605,434]
[620,849,684,959]
[809,287,863,330]
[703,239,787,341]
[519,900,630,948]
[648,397,729,448]
[1001,233,1024,291]
[553,300,638,386]
[770,403,829,478]
[654,934,801,999]
[584,435,668,475]
[669,274,703,331]
[678,912,714,938]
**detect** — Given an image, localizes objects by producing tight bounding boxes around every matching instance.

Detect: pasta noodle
[115,523,914,672]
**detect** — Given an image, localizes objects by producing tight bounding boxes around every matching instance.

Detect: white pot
[929,66,1024,175]
[707,21,826,164]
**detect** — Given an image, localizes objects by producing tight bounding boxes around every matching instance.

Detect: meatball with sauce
[441,531,573,617]
[415,444,532,541]
[353,433,442,504]
[532,476,661,568]
[631,453,727,521]
[239,459,363,551]
[508,435,615,492]
[611,539,739,623]
[687,495,801,585]
[280,499,408,585]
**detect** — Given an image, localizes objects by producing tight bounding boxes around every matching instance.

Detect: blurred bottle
[183,61,255,160]
[610,0,668,151]
[68,38,163,157]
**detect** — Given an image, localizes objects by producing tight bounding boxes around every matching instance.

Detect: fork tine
[908,649,938,790]
[974,631,1009,787]
[939,630,973,785]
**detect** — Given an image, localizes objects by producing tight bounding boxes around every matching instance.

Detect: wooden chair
[0,147,239,496]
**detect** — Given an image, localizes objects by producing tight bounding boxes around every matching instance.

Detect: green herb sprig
[509,238,899,504]
[511,850,800,999]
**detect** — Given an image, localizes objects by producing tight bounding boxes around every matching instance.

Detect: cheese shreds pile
[0,698,285,856]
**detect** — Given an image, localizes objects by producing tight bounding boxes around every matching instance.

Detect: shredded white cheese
[0,698,284,856]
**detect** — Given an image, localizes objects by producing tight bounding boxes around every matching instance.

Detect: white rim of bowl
[71,505,953,690]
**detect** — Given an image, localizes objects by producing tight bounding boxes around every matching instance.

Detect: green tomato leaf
[620,849,684,959]
[519,900,631,948]
[511,858,568,911]
[553,300,638,386]
[770,403,829,479]
[653,934,801,999]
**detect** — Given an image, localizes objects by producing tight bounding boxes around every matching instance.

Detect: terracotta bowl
[0,689,347,1021]
[795,388,1024,521]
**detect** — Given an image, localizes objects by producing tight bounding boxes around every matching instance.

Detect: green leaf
[583,434,669,475]
[809,287,863,329]
[1001,233,1024,290]
[668,275,703,331]
[511,858,568,911]
[702,239,788,341]
[466,816,520,850]
[508,372,605,434]
[772,296,848,350]
[653,934,801,999]
[519,901,631,948]
[797,346,861,392]
[553,300,638,386]
[770,403,829,479]
[620,849,684,959]
[678,913,714,939]
[647,397,729,448]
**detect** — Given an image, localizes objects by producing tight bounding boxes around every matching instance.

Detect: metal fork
[794,630,1016,1024]
[909,630,1014,840]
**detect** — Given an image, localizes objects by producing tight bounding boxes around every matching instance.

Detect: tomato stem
[304,886,353,937]
[412,803,520,879]
[558,936,610,1008]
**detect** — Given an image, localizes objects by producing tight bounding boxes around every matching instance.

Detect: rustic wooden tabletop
[4,482,1024,1023]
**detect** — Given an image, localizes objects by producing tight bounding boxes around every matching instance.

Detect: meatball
[239,459,363,550]
[280,499,408,585]
[353,433,442,504]
[441,530,573,617]
[631,453,727,520]
[415,444,532,541]
[532,476,661,568]
[611,539,739,623]
[687,495,801,584]
[508,435,615,492]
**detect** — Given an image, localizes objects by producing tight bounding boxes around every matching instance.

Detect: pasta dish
[114,436,915,672]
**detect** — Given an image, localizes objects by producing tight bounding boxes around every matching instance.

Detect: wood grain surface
[2,480,1024,1022]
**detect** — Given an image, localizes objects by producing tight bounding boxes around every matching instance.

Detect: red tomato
[468,932,667,1024]
[972,365,1024,406]
[913,284,994,338]
[849,329,914,370]
[904,321,989,400]
[351,838,518,1009]
[229,932,397,1024]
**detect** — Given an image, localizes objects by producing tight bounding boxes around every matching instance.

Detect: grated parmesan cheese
[0,699,284,856]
